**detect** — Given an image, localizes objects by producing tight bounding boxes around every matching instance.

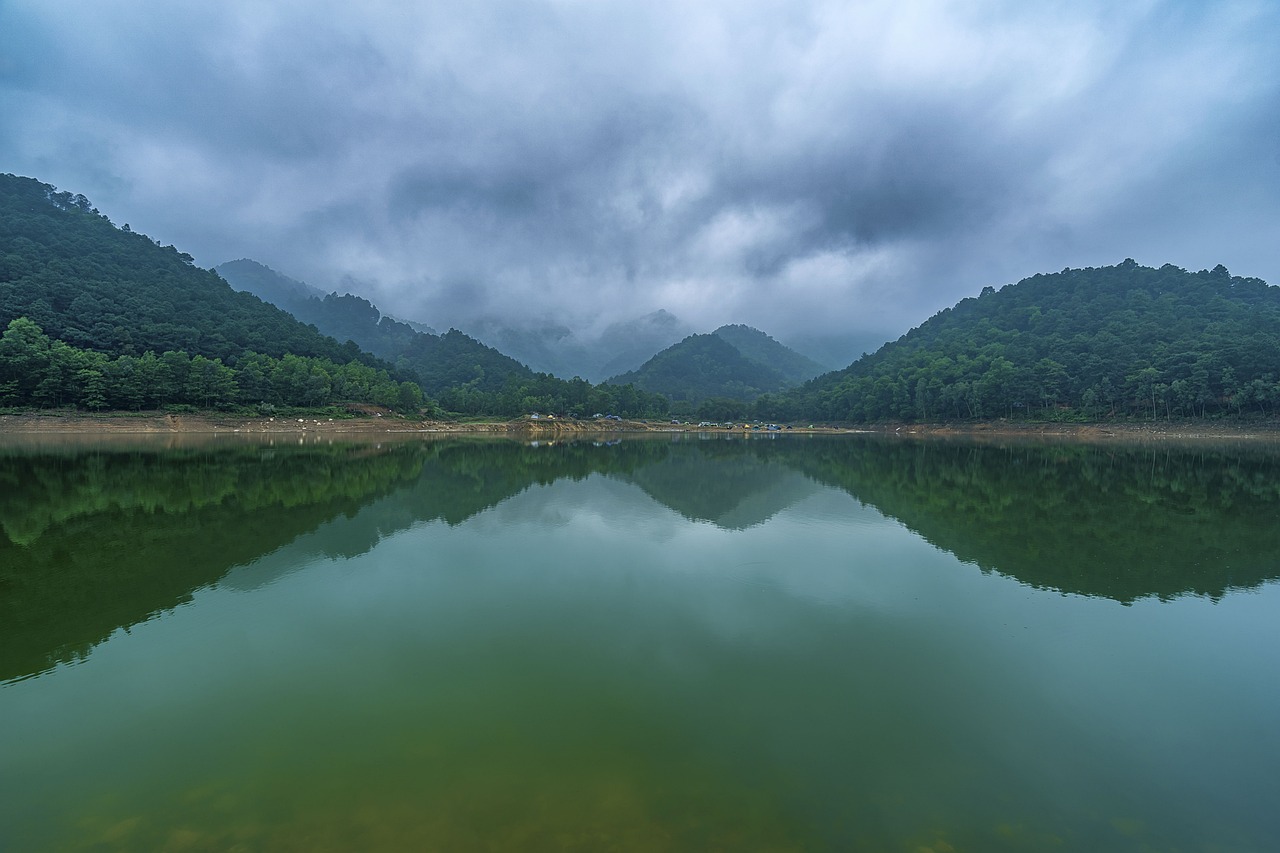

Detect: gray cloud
[3,0,1277,346]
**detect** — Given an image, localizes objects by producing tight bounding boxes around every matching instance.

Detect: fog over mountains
[217,258,850,383]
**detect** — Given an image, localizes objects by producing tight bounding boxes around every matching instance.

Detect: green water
[2,434,1278,851]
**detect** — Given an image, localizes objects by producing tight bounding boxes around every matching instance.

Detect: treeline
[0,317,425,412]
[0,316,670,418]
[759,261,1280,423]
[435,370,669,419]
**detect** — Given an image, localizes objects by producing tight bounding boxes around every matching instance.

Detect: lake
[2,432,1278,851]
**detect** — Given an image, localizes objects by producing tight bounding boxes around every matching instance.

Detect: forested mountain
[760,260,1280,422]
[216,259,667,416]
[216,257,328,305]
[217,258,532,397]
[606,333,792,406]
[0,175,380,368]
[0,174,429,411]
[216,259,430,359]
[604,325,823,410]
[712,324,829,382]
[0,176,665,416]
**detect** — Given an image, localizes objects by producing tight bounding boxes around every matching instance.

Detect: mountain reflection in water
[4,434,1279,683]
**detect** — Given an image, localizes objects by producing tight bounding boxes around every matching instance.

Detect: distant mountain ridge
[458,309,695,382]
[216,259,533,396]
[711,324,829,382]
[215,259,669,417]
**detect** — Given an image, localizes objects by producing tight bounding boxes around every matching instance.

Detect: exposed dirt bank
[2,411,1278,445]
[853,420,1280,448]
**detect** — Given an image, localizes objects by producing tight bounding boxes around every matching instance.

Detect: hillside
[217,259,427,360]
[0,175,383,368]
[712,324,829,382]
[216,259,532,397]
[762,260,1280,423]
[606,333,792,406]
[213,260,667,416]
[0,175,435,411]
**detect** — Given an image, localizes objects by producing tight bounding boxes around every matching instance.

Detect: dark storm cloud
[2,0,1278,342]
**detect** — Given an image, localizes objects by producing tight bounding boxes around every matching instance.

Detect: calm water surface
[2,434,1278,851]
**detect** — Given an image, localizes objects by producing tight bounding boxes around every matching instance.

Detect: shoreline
[2,410,1280,445]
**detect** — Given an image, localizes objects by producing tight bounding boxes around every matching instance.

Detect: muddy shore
[2,410,1279,445]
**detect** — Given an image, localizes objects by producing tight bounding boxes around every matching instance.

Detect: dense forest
[0,175,386,368]
[607,333,793,407]
[758,260,1280,423]
[0,316,425,412]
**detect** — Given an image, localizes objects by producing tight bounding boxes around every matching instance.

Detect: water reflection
[785,437,1280,602]
[4,435,1280,685]
[0,440,428,682]
[3,434,1280,851]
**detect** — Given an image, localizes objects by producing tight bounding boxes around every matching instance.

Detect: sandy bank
[2,410,1278,445]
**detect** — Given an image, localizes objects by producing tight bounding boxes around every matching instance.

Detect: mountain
[606,333,792,405]
[594,310,697,380]
[763,260,1280,423]
[455,318,584,379]
[216,260,424,364]
[0,175,437,411]
[216,259,535,397]
[0,175,383,368]
[215,260,668,416]
[603,324,825,407]
[712,324,829,382]
[459,309,696,382]
[216,257,327,305]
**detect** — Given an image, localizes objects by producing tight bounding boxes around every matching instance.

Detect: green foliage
[712,324,829,382]
[608,333,792,404]
[0,175,395,372]
[0,318,430,413]
[774,260,1280,422]
[216,259,425,364]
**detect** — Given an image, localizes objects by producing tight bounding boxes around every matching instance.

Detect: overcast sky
[2,0,1278,343]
